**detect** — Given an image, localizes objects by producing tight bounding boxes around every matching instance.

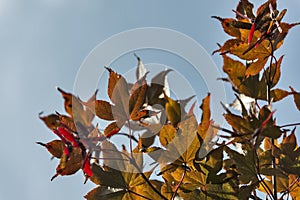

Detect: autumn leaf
[36,140,64,158]
[197,93,211,139]
[165,94,181,127]
[51,147,84,181]
[290,86,300,111]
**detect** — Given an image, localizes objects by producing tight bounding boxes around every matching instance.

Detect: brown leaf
[198,94,211,139]
[57,87,84,117]
[105,67,130,110]
[104,121,123,138]
[270,88,289,102]
[212,16,241,38]
[51,147,83,181]
[281,128,297,154]
[39,114,60,130]
[147,69,172,106]
[224,113,254,134]
[84,186,125,200]
[84,100,114,121]
[129,79,147,119]
[245,56,268,77]
[235,0,255,20]
[90,163,125,188]
[159,125,177,147]
[36,140,64,158]
[262,55,283,88]
[290,86,300,111]
[222,55,246,88]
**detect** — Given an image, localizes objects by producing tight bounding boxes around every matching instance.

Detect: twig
[171,163,187,200]
[279,122,300,128]
[267,38,278,200]
[127,189,152,200]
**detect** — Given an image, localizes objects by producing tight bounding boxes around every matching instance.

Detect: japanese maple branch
[267,39,278,200]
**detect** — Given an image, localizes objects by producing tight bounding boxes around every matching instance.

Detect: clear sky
[1,1,299,200]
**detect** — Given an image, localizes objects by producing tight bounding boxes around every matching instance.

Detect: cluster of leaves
[38,0,300,199]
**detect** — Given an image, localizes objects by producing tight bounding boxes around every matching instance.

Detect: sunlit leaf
[212,16,241,38]
[198,93,211,139]
[270,88,289,102]
[165,95,181,127]
[159,125,177,147]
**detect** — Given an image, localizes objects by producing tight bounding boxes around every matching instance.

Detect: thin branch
[127,189,152,200]
[171,164,187,200]
[279,122,300,128]
[267,38,278,200]
[130,158,168,200]
[118,132,139,143]
[253,146,275,199]
[127,120,133,158]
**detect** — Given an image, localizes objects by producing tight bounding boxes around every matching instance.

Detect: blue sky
[1,0,300,199]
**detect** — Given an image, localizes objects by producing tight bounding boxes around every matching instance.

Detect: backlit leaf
[104,122,123,138]
[198,93,211,139]
[51,147,83,181]
[212,16,241,38]
[165,95,181,127]
[36,140,64,159]
[159,125,177,147]
[290,86,300,111]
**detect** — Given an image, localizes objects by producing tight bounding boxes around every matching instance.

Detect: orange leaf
[198,93,211,138]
